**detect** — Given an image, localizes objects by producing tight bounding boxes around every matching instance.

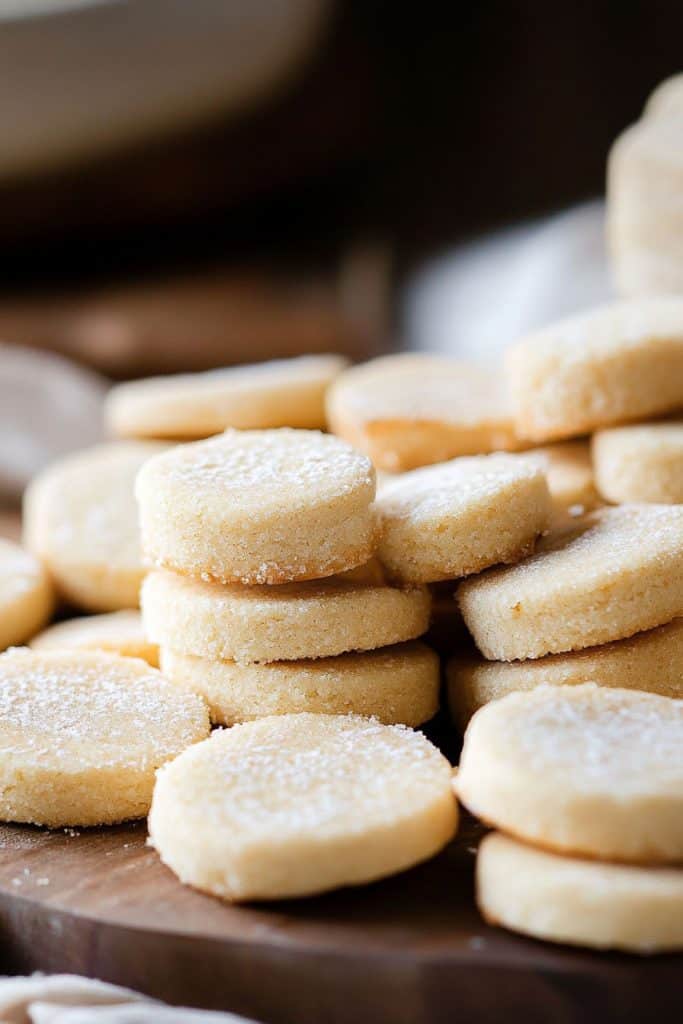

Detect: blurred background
[2,0,683,364]
[0,0,682,509]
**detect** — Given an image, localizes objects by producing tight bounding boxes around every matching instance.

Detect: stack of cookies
[445,297,683,728]
[456,684,683,954]
[137,428,439,728]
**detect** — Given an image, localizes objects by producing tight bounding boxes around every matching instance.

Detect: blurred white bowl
[0,0,330,179]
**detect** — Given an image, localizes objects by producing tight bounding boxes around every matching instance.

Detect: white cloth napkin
[0,344,106,502]
[404,200,612,361]
[0,975,254,1023]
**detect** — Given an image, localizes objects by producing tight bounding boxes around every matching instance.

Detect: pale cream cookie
[0,539,53,652]
[523,441,600,519]
[136,430,377,585]
[592,421,683,504]
[457,505,683,660]
[375,454,551,584]
[644,74,683,121]
[505,299,683,441]
[608,118,683,295]
[0,649,209,827]
[326,353,520,471]
[23,441,169,611]
[31,610,158,667]
[160,642,439,727]
[105,354,348,439]
[448,618,683,729]
[456,684,683,863]
[142,570,430,663]
[477,832,683,953]
[149,712,457,901]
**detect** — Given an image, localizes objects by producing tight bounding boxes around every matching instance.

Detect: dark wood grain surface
[0,817,679,1024]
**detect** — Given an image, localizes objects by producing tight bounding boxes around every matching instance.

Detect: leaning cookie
[136,429,377,585]
[505,298,683,441]
[455,684,683,863]
[23,441,169,611]
[326,353,520,471]
[159,642,440,727]
[448,618,683,729]
[106,354,348,439]
[592,421,683,504]
[477,833,683,953]
[457,505,683,661]
[375,454,551,584]
[149,713,457,901]
[0,539,53,652]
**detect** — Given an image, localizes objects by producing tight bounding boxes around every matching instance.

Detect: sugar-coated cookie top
[507,298,683,366]
[0,649,208,771]
[23,441,168,567]
[377,454,545,520]
[136,429,375,516]
[155,713,453,839]
[463,684,683,795]
[460,504,683,599]
[328,354,514,424]
[0,539,47,606]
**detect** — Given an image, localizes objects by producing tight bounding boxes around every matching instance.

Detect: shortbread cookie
[456,684,683,862]
[448,618,683,729]
[645,74,683,121]
[0,649,209,826]
[376,454,550,584]
[524,441,599,518]
[608,119,683,296]
[106,355,348,439]
[0,539,53,651]
[136,430,376,585]
[326,354,520,471]
[142,570,429,663]
[592,421,683,504]
[477,832,683,953]
[458,505,683,660]
[23,441,168,611]
[31,611,158,667]
[149,713,457,901]
[505,299,683,441]
[160,642,439,726]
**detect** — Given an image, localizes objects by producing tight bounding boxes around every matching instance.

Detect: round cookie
[136,429,377,585]
[0,649,209,826]
[31,610,158,667]
[142,570,430,663]
[106,355,348,439]
[326,353,520,471]
[592,421,683,504]
[23,441,169,611]
[160,642,440,727]
[149,713,457,901]
[644,74,683,121]
[375,454,551,584]
[457,505,683,660]
[477,832,683,953]
[524,441,600,519]
[448,618,683,729]
[456,684,683,863]
[0,539,53,651]
[505,299,683,441]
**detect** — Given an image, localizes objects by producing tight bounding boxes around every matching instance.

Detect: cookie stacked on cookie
[447,298,683,727]
[138,428,439,727]
[456,685,683,953]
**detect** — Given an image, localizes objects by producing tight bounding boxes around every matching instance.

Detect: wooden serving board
[0,817,680,1024]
